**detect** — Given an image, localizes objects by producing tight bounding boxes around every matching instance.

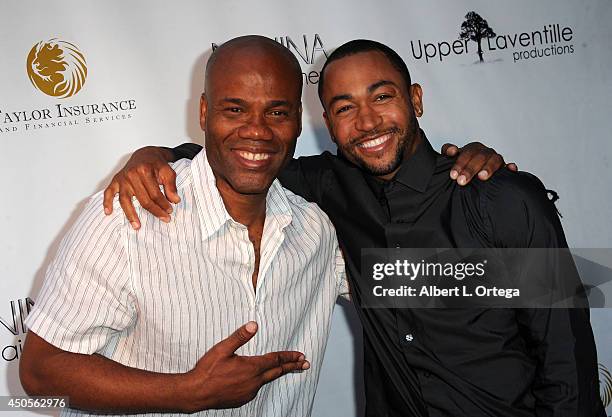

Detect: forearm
[20,336,200,413]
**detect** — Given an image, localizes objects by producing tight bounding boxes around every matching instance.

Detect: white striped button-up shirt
[26,149,348,417]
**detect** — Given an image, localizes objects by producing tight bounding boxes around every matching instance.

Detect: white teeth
[359,134,391,149]
[238,151,271,161]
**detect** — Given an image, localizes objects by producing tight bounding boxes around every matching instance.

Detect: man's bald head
[205,35,303,97]
[198,35,304,197]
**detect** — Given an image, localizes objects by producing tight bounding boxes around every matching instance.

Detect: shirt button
[405,334,414,342]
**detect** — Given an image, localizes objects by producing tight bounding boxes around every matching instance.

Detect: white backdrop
[1,1,611,416]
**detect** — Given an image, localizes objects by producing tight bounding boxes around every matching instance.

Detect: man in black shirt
[103,40,603,416]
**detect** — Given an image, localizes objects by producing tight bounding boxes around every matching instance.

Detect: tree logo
[26,39,87,98]
[601,363,612,408]
[459,12,496,63]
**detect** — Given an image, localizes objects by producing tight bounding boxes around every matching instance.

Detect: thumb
[215,321,258,354]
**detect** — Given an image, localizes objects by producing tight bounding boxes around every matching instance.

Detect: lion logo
[26,39,87,98]
[601,363,612,408]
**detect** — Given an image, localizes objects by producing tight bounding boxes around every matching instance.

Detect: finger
[260,361,310,384]
[441,143,459,157]
[452,151,490,186]
[158,165,181,205]
[214,321,258,354]
[506,162,518,172]
[127,173,171,223]
[103,181,119,215]
[449,143,482,180]
[477,154,505,181]
[138,168,173,215]
[258,351,306,370]
[117,185,142,230]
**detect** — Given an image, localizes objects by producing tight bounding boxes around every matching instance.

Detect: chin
[231,179,274,195]
[352,156,397,176]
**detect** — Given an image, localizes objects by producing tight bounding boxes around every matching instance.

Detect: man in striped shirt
[19,36,348,417]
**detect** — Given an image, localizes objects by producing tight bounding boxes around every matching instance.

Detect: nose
[355,104,383,132]
[237,113,273,141]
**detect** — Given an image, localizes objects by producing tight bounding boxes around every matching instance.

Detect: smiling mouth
[356,132,394,151]
[236,150,272,161]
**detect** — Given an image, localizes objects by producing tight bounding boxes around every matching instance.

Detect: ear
[297,102,303,137]
[409,83,424,117]
[199,93,208,131]
[322,111,337,145]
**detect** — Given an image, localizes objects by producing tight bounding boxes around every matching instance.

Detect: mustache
[347,127,402,147]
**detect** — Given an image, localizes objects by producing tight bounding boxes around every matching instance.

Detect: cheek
[208,118,238,141]
[327,118,352,145]
[386,105,412,126]
[272,124,299,145]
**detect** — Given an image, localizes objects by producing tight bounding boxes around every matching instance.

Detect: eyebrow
[328,94,352,108]
[367,80,398,93]
[268,100,291,107]
[220,97,247,106]
[328,80,399,108]
[219,98,291,108]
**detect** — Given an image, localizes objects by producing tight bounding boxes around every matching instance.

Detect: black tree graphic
[459,11,496,63]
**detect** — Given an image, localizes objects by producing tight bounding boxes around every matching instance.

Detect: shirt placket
[230,220,259,357]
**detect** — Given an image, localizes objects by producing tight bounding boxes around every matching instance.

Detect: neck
[215,180,267,228]
[376,128,423,181]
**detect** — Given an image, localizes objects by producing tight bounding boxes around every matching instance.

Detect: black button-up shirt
[174,135,603,417]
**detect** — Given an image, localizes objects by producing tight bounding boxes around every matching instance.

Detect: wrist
[175,369,210,413]
[155,146,176,163]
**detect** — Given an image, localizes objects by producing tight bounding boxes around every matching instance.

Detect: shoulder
[454,168,553,210]
[104,157,195,212]
[461,169,563,246]
[282,186,336,237]
[170,157,195,190]
[64,191,129,252]
[98,158,196,233]
[479,169,556,216]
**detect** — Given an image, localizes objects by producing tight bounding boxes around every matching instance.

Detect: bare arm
[20,322,308,414]
[104,142,516,228]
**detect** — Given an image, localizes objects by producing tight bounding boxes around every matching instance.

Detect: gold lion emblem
[26,39,87,98]
[601,363,612,408]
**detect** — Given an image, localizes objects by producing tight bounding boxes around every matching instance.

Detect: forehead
[323,51,405,97]
[206,49,300,102]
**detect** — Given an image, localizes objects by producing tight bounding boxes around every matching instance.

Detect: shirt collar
[190,149,293,240]
[392,131,438,193]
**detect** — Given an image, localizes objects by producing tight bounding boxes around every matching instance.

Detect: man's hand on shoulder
[103,146,180,229]
[441,141,518,186]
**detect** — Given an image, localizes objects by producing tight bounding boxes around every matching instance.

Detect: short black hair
[318,39,411,109]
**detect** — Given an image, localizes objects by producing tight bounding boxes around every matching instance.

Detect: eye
[335,105,353,115]
[269,110,289,117]
[375,94,392,101]
[225,107,243,113]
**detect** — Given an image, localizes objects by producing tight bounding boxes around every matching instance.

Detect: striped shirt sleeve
[25,193,136,355]
[335,244,351,301]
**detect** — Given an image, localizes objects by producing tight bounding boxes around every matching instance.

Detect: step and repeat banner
[1,1,611,416]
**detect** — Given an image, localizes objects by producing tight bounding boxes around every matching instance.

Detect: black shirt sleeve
[277,153,334,204]
[168,143,203,161]
[484,170,604,417]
